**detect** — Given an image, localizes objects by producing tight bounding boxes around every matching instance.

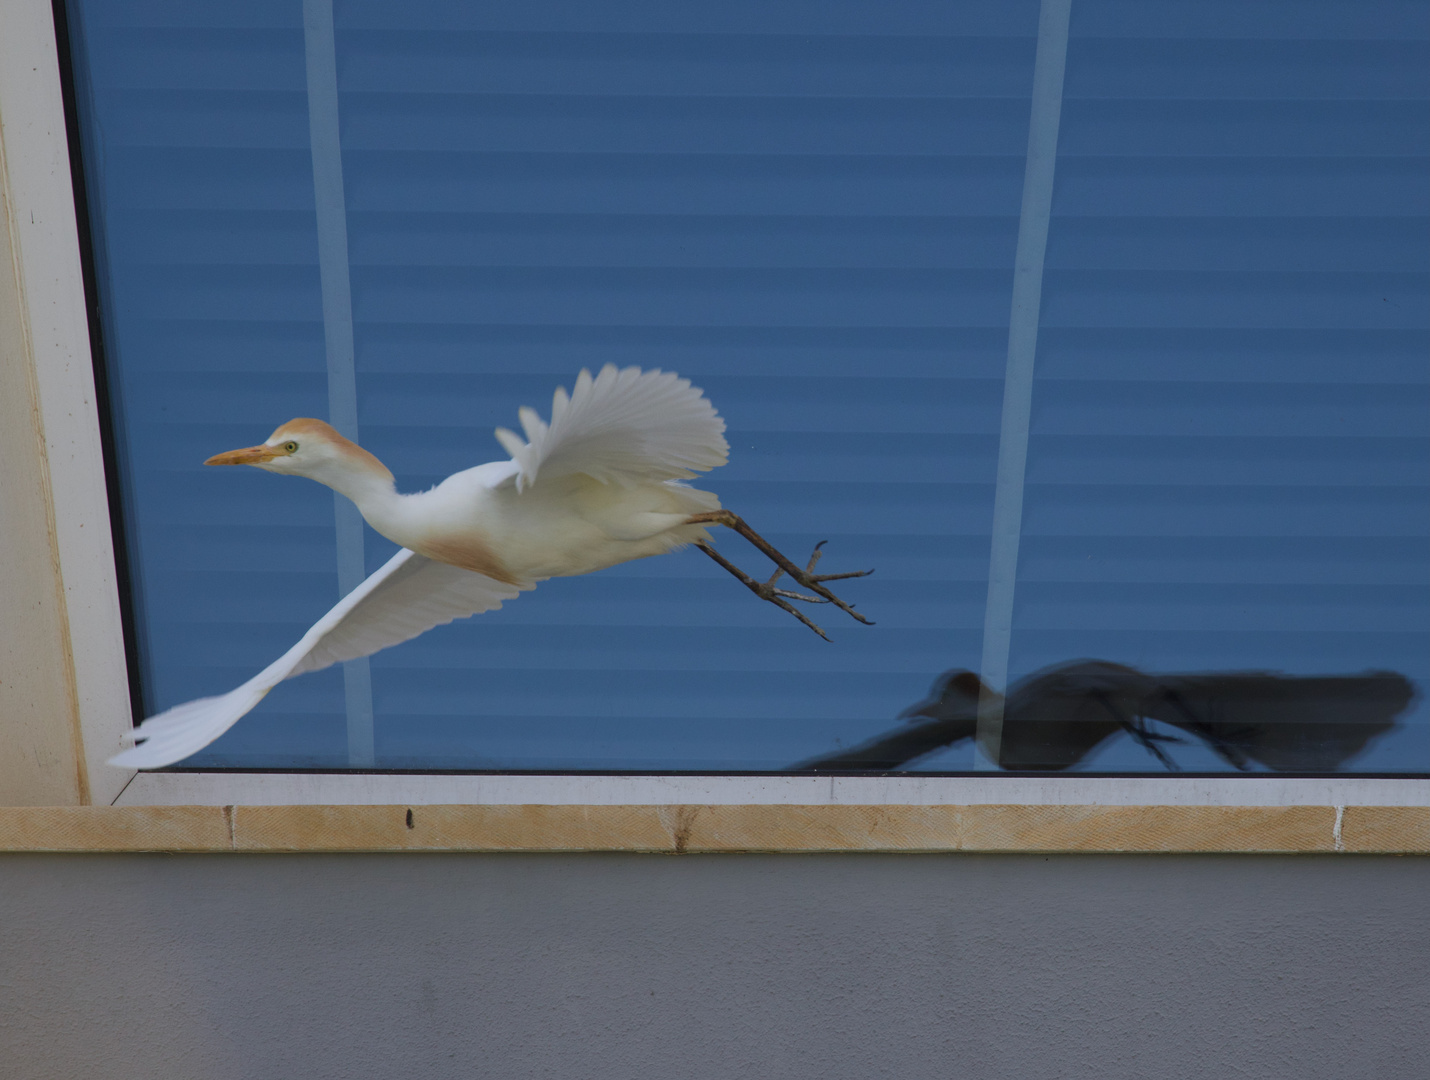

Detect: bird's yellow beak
[205,444,284,466]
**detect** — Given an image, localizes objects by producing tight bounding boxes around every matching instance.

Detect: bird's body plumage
[367,463,719,584]
[110,365,729,769]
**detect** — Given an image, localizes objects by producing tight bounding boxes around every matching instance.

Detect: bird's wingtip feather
[106,685,271,769]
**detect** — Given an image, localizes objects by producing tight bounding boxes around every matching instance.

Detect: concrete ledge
[1341,805,1430,852]
[2,805,1428,854]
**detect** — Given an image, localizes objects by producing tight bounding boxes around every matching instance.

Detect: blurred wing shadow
[1144,671,1414,772]
[793,671,986,771]
[795,661,1415,773]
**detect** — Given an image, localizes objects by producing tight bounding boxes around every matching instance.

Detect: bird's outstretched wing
[109,549,532,769]
[494,364,728,492]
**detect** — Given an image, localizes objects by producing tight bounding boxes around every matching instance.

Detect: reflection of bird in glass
[111,365,870,769]
[797,661,1414,773]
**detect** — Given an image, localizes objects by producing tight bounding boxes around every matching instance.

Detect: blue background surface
[65,0,1429,771]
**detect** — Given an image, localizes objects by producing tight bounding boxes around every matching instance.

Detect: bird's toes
[784,565,875,625]
[809,568,874,583]
[756,582,827,605]
[765,592,831,640]
[772,587,830,604]
[803,541,828,575]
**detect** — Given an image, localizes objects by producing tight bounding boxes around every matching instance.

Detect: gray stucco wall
[1,853,1426,1079]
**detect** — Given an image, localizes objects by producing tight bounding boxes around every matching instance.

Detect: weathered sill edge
[1,804,1427,854]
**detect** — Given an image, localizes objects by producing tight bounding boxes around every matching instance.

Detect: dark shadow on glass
[796,661,1415,773]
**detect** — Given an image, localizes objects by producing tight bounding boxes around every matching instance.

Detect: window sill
[114,770,1430,810]
[4,802,1427,854]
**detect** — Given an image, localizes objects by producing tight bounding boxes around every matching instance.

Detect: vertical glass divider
[303,0,374,767]
[976,0,1072,769]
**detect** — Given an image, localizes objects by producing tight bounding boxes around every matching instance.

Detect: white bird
[109,365,871,769]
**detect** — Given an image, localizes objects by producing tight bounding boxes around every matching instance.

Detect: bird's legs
[1090,691,1183,772]
[687,510,873,639]
[696,542,836,640]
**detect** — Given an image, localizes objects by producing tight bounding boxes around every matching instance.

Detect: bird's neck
[306,456,400,519]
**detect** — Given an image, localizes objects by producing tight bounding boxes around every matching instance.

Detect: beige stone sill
[1,804,1428,854]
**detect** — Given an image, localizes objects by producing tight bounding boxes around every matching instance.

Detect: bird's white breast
[358,462,717,583]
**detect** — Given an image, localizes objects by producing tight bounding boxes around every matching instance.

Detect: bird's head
[205,418,394,489]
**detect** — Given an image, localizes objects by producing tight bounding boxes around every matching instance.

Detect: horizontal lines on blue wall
[1017,0,1430,771]
[71,1,1041,768]
[331,6,1036,768]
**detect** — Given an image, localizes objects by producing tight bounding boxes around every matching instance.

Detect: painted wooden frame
[0,0,133,807]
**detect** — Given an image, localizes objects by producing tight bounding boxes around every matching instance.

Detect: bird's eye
[283,441,299,454]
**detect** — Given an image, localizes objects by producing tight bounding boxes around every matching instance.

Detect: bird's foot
[770,540,875,625]
[697,542,833,639]
[689,512,874,639]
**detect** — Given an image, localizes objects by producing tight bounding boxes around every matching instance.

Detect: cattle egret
[109,365,871,769]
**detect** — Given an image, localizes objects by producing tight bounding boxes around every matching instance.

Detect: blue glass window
[63,0,1429,773]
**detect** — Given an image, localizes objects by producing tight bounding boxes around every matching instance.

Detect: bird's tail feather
[107,677,275,770]
[106,549,428,770]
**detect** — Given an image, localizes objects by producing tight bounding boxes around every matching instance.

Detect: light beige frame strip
[2,804,1427,854]
[0,0,134,807]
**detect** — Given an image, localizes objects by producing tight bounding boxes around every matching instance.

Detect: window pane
[64,0,1429,774]
[66,0,1033,770]
[992,1,1430,772]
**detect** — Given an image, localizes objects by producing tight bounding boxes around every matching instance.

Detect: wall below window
[3,852,1425,1079]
